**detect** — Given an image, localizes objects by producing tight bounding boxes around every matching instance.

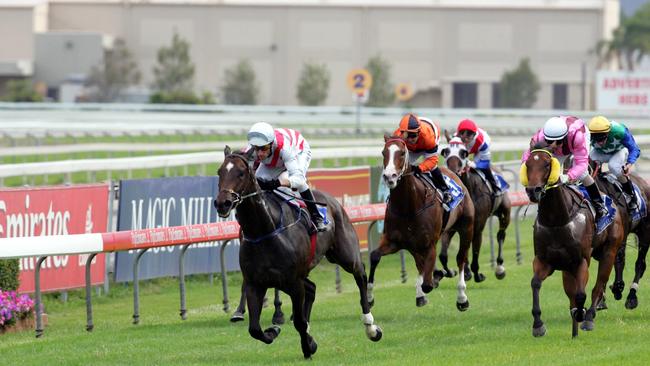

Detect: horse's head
[382,134,410,189]
[522,145,561,203]
[441,137,469,176]
[214,146,256,218]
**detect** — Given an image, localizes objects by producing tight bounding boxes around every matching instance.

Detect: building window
[492,83,501,108]
[553,83,568,110]
[453,82,477,108]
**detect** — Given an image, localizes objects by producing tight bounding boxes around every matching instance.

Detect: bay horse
[524,147,624,337]
[214,146,382,359]
[440,138,511,282]
[590,161,650,310]
[368,135,475,309]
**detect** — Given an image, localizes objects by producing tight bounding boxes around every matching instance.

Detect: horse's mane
[532,141,550,150]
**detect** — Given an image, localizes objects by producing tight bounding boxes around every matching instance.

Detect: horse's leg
[610,243,627,300]
[272,288,285,325]
[285,280,317,359]
[246,284,281,344]
[563,259,589,338]
[494,204,511,280]
[413,252,429,307]
[627,230,650,309]
[455,225,472,311]
[368,236,400,307]
[437,230,457,280]
[470,221,486,283]
[421,241,438,293]
[330,241,383,342]
[531,256,553,337]
[302,278,316,322]
[583,243,618,331]
[230,281,246,322]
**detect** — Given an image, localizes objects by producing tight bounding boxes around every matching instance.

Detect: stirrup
[441,190,452,204]
[311,215,328,232]
[594,202,608,219]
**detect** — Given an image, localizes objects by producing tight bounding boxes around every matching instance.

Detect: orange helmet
[399,114,421,133]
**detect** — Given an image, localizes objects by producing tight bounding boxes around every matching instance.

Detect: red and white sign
[596,70,650,111]
[0,184,109,293]
[308,167,371,249]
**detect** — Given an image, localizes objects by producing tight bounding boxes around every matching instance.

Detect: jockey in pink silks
[521,116,608,219]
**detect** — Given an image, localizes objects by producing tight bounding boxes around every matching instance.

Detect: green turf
[1,218,649,365]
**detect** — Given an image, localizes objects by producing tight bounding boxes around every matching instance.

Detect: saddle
[473,168,509,196]
[414,173,464,212]
[571,184,617,234]
[271,188,329,234]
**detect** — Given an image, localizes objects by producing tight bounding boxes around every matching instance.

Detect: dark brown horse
[368,135,475,309]
[440,138,511,282]
[590,162,650,310]
[524,148,624,337]
[214,147,382,359]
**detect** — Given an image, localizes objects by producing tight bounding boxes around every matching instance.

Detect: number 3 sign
[347,69,373,93]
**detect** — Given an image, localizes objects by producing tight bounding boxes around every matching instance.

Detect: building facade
[1,0,620,108]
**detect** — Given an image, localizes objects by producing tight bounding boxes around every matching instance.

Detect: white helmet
[247,122,275,146]
[542,117,568,141]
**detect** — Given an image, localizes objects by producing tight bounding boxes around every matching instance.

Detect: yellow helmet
[588,116,611,134]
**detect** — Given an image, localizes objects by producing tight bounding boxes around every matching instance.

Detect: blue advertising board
[114,176,240,282]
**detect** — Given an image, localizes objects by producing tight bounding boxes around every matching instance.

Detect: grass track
[2,219,650,365]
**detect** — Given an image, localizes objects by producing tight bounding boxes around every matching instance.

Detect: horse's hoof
[416,296,428,307]
[230,311,245,323]
[456,300,469,312]
[433,269,445,281]
[474,273,486,283]
[610,282,624,300]
[302,337,318,359]
[532,325,546,337]
[580,320,594,331]
[495,271,506,280]
[464,271,472,281]
[571,308,586,323]
[264,325,281,340]
[625,293,638,310]
[597,298,608,311]
[422,283,434,294]
[272,312,285,325]
[445,269,457,278]
[368,326,383,342]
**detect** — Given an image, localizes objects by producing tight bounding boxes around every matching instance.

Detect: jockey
[588,116,641,210]
[246,122,327,232]
[521,116,608,219]
[393,113,452,204]
[455,118,501,195]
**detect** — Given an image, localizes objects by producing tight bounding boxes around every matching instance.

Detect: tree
[296,62,330,106]
[222,60,259,105]
[1,79,43,102]
[150,32,196,102]
[594,3,650,71]
[365,55,395,107]
[86,38,141,102]
[497,58,540,109]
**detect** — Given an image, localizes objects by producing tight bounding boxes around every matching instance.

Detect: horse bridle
[219,153,262,211]
[385,137,413,183]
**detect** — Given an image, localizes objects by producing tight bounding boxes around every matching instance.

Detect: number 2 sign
[347,69,372,93]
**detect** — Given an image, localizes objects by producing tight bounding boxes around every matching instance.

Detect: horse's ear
[444,129,452,143]
[440,147,450,158]
[384,133,391,142]
[224,145,232,156]
[245,148,255,161]
[460,149,469,159]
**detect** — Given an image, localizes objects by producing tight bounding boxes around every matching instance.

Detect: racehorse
[440,138,511,282]
[524,147,624,337]
[368,135,475,309]
[590,161,650,310]
[214,147,382,359]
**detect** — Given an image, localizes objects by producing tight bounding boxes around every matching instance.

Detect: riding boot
[478,167,501,196]
[300,189,327,232]
[428,167,452,204]
[622,179,639,211]
[585,183,608,219]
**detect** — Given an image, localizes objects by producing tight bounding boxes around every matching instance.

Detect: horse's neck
[391,175,428,213]
[237,193,277,237]
[537,186,572,226]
